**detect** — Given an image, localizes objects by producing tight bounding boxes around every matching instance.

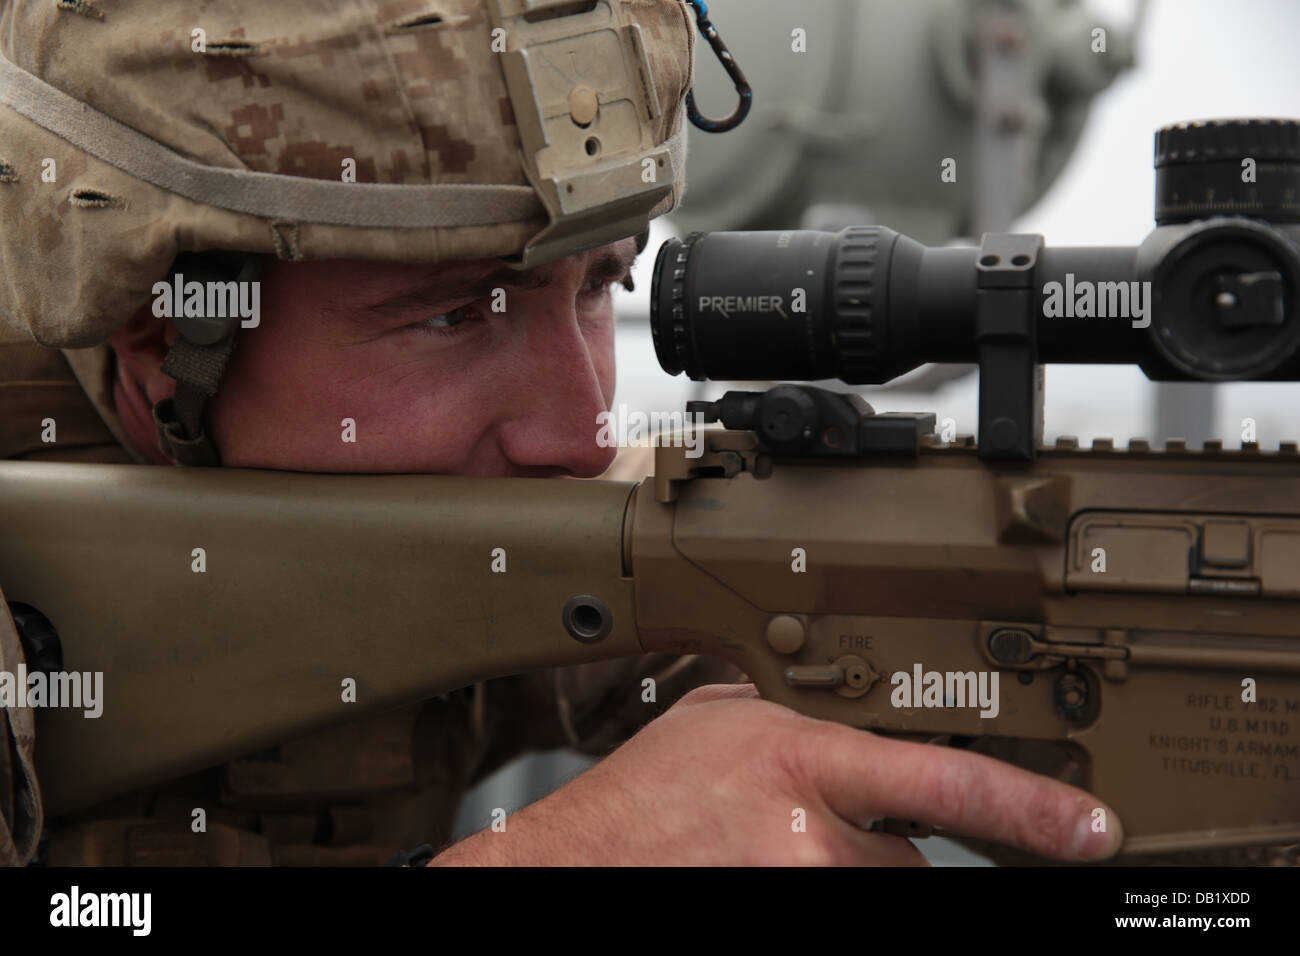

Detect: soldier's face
[114,239,636,476]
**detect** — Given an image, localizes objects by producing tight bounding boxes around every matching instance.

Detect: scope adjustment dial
[1155,118,1300,224]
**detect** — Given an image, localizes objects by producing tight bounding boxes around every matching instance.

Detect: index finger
[803,723,1124,861]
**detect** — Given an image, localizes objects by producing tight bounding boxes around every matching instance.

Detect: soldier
[0,0,1120,866]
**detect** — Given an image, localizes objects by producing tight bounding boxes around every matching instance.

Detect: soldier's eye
[581,275,623,299]
[415,306,475,336]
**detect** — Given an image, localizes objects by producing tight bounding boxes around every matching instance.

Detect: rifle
[4,118,1297,857]
[638,117,1300,856]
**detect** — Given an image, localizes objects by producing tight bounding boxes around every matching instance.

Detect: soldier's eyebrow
[586,246,639,288]
[358,244,638,318]
[363,265,551,317]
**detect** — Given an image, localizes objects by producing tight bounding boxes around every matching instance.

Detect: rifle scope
[651,119,1300,384]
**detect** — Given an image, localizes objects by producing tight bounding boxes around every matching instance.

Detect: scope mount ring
[974,233,1046,461]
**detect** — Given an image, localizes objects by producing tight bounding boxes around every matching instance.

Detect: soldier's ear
[106,303,178,408]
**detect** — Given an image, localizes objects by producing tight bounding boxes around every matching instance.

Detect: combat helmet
[0,0,702,464]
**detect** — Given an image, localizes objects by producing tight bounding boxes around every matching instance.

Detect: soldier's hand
[430,682,1124,865]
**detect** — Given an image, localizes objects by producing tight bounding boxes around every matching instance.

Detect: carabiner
[682,0,752,133]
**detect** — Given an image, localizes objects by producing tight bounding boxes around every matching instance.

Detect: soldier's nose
[495,316,616,478]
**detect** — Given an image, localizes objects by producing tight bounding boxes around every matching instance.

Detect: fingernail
[1074,807,1122,859]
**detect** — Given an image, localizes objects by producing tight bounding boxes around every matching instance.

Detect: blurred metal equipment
[674,0,1137,243]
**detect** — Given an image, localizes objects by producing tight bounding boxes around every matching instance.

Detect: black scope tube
[652,228,1152,384]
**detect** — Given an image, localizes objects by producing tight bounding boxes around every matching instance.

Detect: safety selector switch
[783,655,878,700]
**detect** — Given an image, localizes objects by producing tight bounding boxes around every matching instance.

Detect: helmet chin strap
[151,253,260,467]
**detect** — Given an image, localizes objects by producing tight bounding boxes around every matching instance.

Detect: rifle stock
[0,462,639,816]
